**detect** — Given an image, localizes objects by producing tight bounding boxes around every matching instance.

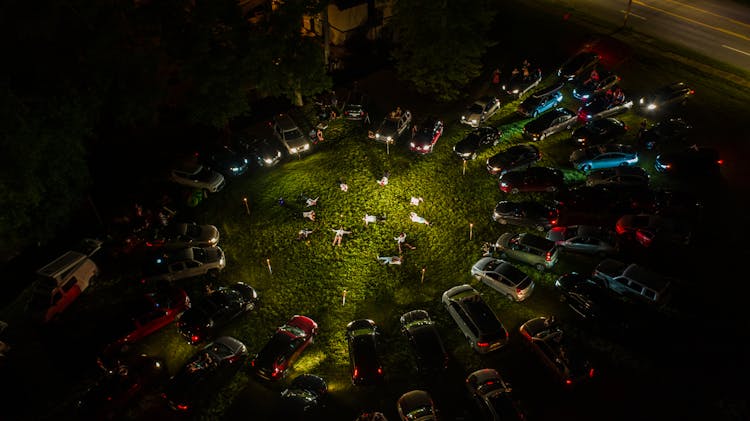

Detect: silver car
[545,225,619,257]
[460,96,501,128]
[470,257,535,302]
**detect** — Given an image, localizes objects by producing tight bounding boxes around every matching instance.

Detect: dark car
[442,284,509,354]
[576,92,633,123]
[557,184,655,225]
[655,146,722,179]
[639,117,692,151]
[77,355,168,418]
[615,213,693,247]
[638,81,695,113]
[177,282,258,345]
[453,127,502,160]
[517,82,564,118]
[409,117,444,154]
[522,107,577,141]
[203,145,250,178]
[546,224,619,257]
[347,319,384,386]
[557,51,600,81]
[554,272,631,325]
[163,336,248,412]
[278,374,328,419]
[498,166,565,194]
[399,310,449,376]
[502,66,542,98]
[492,200,560,231]
[466,368,525,421]
[486,144,541,175]
[571,117,628,147]
[251,315,318,381]
[652,188,704,221]
[585,166,650,189]
[572,71,621,101]
[519,316,594,386]
[234,137,284,168]
[343,91,369,121]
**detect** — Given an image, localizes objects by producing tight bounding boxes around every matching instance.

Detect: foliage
[388,0,499,102]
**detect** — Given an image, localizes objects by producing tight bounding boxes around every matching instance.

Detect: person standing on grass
[491,68,501,87]
[332,227,351,246]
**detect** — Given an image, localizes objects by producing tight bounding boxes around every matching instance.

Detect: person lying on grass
[377,255,402,265]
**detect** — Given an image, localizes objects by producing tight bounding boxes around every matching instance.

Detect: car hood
[454,136,480,154]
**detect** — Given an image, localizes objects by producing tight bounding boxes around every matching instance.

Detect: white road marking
[722,44,750,57]
[620,10,647,20]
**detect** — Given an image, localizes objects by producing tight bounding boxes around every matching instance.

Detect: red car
[250,315,318,381]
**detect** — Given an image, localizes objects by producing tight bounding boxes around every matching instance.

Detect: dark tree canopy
[388,0,498,102]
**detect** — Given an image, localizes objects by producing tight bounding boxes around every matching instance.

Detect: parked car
[554,272,631,324]
[399,310,449,376]
[453,126,502,160]
[585,166,650,189]
[494,231,560,271]
[519,316,595,385]
[639,117,692,151]
[655,146,723,179]
[486,144,541,175]
[169,162,226,194]
[576,92,633,122]
[652,188,704,221]
[397,390,437,421]
[522,107,577,141]
[234,137,284,168]
[498,166,565,194]
[557,51,600,81]
[343,90,369,121]
[250,315,318,381]
[146,222,220,249]
[346,319,384,386]
[442,284,509,354]
[272,113,310,155]
[638,81,695,113]
[409,117,444,154]
[460,95,502,128]
[557,184,655,225]
[466,368,525,421]
[203,145,249,178]
[278,374,328,418]
[492,200,560,232]
[592,258,672,304]
[502,66,542,98]
[572,71,621,101]
[77,354,168,418]
[162,336,248,412]
[571,117,628,147]
[177,282,258,345]
[615,213,692,247]
[569,143,639,173]
[546,225,619,257]
[373,110,412,144]
[470,257,535,301]
[517,82,564,117]
[141,246,225,283]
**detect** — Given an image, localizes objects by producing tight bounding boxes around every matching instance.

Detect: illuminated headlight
[243,158,248,164]
[512,89,519,94]
[230,167,240,172]
[375,133,381,139]
[500,182,508,188]
[470,119,477,125]
[276,151,281,157]
[639,98,645,104]
[576,137,586,144]
[219,256,226,266]
[410,142,415,148]
[290,147,298,153]
[581,94,589,100]
[264,158,273,164]
[491,167,500,172]
[647,104,656,110]
[386,136,392,142]
[585,114,592,119]
[502,85,507,90]
[302,144,310,151]
[461,115,466,121]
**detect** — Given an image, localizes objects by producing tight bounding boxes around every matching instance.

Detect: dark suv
[346,319,384,386]
[494,232,559,272]
[638,82,695,113]
[342,91,369,121]
[442,284,508,354]
[399,310,449,376]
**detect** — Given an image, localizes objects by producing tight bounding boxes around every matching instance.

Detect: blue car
[569,144,639,173]
[517,83,564,118]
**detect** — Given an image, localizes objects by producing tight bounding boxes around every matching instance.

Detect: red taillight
[477,341,489,347]
[545,251,552,262]
[624,125,629,130]
[272,367,280,377]
[177,404,189,411]
[353,367,358,378]
[615,224,626,235]
[250,360,255,367]
[377,367,383,375]
[589,368,595,378]
[565,379,572,385]
[717,159,724,165]
[191,335,200,343]
[516,287,523,295]
[486,380,495,385]
[689,89,695,95]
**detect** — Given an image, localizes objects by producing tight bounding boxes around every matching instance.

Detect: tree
[388,0,498,102]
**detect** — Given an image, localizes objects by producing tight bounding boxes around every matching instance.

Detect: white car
[471,257,535,301]
[170,163,226,193]
[273,113,310,155]
[142,246,226,283]
[460,96,501,128]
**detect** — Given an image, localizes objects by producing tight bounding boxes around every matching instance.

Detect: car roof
[518,232,555,249]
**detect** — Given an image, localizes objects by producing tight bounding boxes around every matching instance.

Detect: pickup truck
[592,258,671,304]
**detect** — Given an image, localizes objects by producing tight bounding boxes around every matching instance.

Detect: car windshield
[487,391,522,420]
[283,128,303,139]
[468,103,484,113]
[282,324,307,338]
[380,119,398,131]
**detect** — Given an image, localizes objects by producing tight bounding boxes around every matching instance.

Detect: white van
[28,239,102,323]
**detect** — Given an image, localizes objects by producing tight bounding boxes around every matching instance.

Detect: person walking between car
[332,227,351,246]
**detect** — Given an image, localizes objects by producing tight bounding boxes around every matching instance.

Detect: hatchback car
[557,51,600,81]
[460,95,502,128]
[409,117,444,154]
[585,166,650,189]
[522,107,577,141]
[466,368,525,421]
[494,231,559,271]
[453,126,502,160]
[399,310,449,376]
[163,336,248,412]
[486,144,541,175]
[571,117,628,147]
[204,145,249,178]
[141,246,226,283]
[278,374,328,418]
[638,81,695,113]
[569,143,639,173]
[346,319,384,386]
[492,200,560,232]
[517,83,564,118]
[442,284,509,354]
[177,282,258,345]
[519,316,594,386]
[498,166,565,194]
[251,315,318,381]
[471,257,535,301]
[397,390,437,421]
[272,113,310,155]
[546,224,619,257]
[655,146,722,179]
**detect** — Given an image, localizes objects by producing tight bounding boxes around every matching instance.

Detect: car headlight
[461,115,466,121]
[639,98,645,104]
[290,147,298,153]
[264,158,273,164]
[471,119,477,125]
[375,133,381,139]
[410,142,415,148]
[502,85,507,90]
[386,136,392,142]
[647,104,656,110]
[230,167,240,172]
[302,144,310,150]
[512,89,519,94]
[243,158,248,164]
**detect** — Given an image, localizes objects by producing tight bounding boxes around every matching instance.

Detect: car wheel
[535,263,546,272]
[581,164,592,173]
[510,188,520,194]
[536,224,545,232]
